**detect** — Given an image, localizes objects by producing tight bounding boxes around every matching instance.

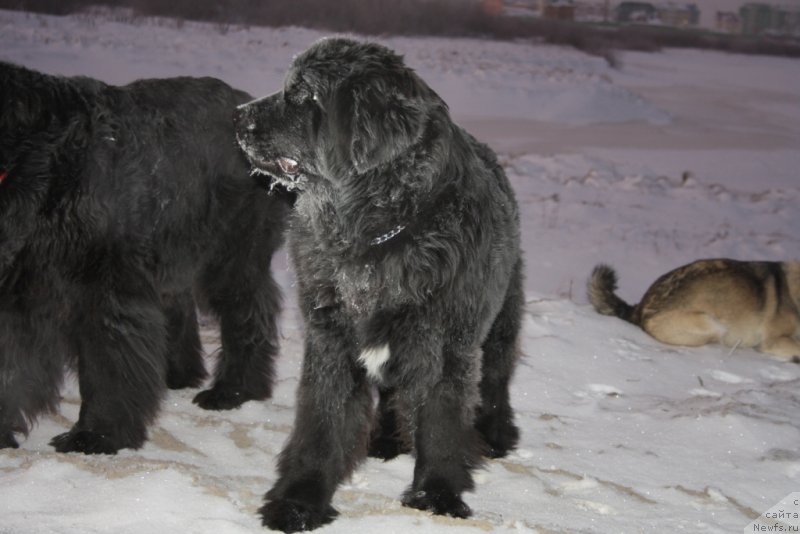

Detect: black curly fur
[236,38,524,531]
[0,62,289,453]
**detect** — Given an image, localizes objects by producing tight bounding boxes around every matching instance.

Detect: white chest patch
[358,344,390,381]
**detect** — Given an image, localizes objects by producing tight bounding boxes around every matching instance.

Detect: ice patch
[759,366,798,382]
[575,499,617,516]
[514,448,534,460]
[587,384,623,397]
[787,464,800,479]
[708,370,751,384]
[561,477,599,493]
[706,487,728,503]
[689,388,722,398]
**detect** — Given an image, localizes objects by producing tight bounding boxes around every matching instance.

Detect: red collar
[0,170,7,185]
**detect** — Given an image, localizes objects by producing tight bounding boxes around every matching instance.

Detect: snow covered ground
[1,9,799,534]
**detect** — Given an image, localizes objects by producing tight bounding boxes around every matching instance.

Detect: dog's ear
[330,76,428,174]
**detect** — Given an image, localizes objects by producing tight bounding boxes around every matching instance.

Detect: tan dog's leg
[643,311,724,347]
[759,336,800,363]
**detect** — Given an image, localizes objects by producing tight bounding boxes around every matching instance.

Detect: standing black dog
[0,62,289,454]
[235,38,523,531]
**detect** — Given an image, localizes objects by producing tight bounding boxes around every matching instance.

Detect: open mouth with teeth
[249,156,306,191]
[236,132,307,191]
[276,157,299,175]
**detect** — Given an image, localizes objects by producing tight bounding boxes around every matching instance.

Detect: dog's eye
[310,92,324,111]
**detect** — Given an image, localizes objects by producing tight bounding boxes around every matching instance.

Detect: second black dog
[0,62,289,454]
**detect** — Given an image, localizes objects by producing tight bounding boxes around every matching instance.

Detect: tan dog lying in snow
[588,259,800,362]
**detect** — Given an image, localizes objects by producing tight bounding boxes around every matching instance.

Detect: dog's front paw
[193,386,247,410]
[402,481,471,518]
[368,434,410,460]
[166,364,207,390]
[50,430,123,455]
[259,498,338,533]
[193,381,272,410]
[0,430,19,449]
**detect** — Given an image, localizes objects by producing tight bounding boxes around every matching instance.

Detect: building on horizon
[483,0,800,35]
[716,10,742,31]
[739,2,800,35]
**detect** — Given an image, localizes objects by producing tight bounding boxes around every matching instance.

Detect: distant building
[483,0,539,17]
[482,0,505,16]
[739,2,800,36]
[615,1,658,23]
[542,0,576,20]
[614,1,699,27]
[575,0,613,22]
[658,3,699,27]
[715,11,741,33]
[740,3,775,34]
[487,0,701,27]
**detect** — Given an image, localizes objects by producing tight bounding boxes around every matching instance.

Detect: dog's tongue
[277,157,299,175]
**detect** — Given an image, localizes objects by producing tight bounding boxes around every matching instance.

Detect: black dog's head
[234,38,447,192]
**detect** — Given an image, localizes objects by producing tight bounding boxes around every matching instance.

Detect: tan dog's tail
[587,264,637,324]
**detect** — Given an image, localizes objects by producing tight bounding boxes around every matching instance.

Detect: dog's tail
[587,264,637,324]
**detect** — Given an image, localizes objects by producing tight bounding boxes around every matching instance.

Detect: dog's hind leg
[0,309,65,449]
[642,310,724,347]
[475,258,523,458]
[758,310,800,362]
[163,291,207,390]
[368,387,411,460]
[759,335,800,363]
[51,270,168,454]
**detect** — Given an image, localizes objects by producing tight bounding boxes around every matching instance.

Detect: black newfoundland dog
[235,38,524,531]
[0,62,289,454]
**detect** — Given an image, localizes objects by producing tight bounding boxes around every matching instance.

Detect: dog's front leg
[260,311,372,533]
